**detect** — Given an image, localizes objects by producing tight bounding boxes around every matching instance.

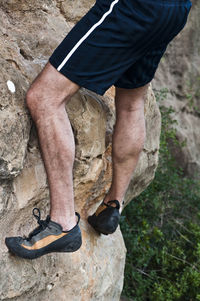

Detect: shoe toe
[5,236,22,250]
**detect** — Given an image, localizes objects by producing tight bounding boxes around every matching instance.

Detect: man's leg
[26,62,80,231]
[5,62,82,259]
[88,84,148,234]
[104,85,148,208]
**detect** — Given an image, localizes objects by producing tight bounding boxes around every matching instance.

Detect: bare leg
[104,85,149,208]
[26,63,80,231]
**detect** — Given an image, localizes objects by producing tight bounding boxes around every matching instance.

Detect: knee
[26,87,36,112]
[26,86,68,122]
[119,96,145,114]
[26,87,45,122]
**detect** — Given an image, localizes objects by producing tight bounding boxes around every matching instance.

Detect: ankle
[103,196,124,214]
[50,213,77,231]
[104,196,124,206]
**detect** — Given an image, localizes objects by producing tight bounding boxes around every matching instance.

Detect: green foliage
[120,89,200,301]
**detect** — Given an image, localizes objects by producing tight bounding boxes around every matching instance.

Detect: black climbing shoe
[5,208,82,259]
[87,200,121,235]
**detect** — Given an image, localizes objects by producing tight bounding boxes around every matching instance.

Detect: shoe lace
[25,208,50,241]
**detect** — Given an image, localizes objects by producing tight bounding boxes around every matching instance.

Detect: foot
[5,208,82,259]
[87,200,121,235]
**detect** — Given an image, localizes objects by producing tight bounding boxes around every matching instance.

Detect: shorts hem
[49,58,105,96]
[114,79,152,90]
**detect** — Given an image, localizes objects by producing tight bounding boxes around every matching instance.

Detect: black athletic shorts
[49,0,192,95]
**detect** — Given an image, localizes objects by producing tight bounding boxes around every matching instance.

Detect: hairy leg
[104,85,149,208]
[26,63,80,231]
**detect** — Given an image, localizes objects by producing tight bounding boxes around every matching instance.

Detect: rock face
[153,0,200,177]
[0,1,161,300]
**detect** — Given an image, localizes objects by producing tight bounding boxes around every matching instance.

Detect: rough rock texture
[0,60,30,179]
[153,0,200,177]
[0,1,161,300]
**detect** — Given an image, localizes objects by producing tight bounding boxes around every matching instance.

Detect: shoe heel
[59,238,82,253]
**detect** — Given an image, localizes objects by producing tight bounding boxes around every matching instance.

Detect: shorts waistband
[158,0,189,1]
[137,0,191,5]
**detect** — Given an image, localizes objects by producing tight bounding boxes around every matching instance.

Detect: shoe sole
[6,238,82,259]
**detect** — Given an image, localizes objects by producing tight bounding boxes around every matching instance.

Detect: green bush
[120,89,200,301]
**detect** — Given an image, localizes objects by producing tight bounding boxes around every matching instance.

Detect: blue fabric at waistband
[136,0,192,5]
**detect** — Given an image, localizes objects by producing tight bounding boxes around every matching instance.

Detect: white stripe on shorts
[57,0,120,71]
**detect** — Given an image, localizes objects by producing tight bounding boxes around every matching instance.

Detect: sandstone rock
[0,57,30,179]
[0,1,161,300]
[58,0,96,23]
[153,0,200,177]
